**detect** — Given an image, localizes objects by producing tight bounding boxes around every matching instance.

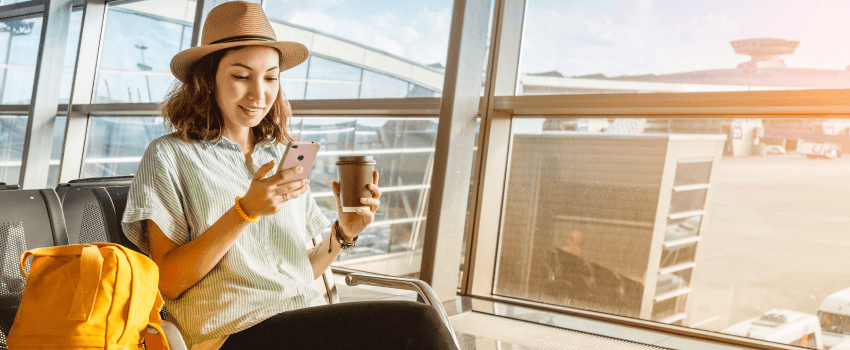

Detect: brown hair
[162,47,293,144]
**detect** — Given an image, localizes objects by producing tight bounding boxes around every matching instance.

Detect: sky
[521,0,850,77]
[262,0,850,79]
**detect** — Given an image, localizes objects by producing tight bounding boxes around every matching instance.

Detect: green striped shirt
[121,133,331,346]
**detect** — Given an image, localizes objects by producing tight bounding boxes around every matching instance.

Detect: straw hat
[170,1,309,83]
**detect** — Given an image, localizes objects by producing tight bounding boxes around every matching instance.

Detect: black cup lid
[336,155,376,164]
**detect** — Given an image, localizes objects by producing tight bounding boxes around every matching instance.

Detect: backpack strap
[20,245,104,321]
[108,244,171,350]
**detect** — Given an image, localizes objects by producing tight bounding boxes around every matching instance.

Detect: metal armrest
[344,272,460,349]
[146,320,188,350]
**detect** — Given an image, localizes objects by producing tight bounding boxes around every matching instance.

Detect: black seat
[59,186,123,245]
[101,185,143,254]
[55,175,133,202]
[0,183,19,190]
[0,189,67,347]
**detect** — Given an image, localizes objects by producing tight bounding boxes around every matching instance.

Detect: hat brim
[170,40,309,83]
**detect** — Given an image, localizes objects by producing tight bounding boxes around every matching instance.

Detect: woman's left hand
[332,171,381,241]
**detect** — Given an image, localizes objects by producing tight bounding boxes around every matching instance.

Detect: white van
[722,309,823,349]
[817,288,850,349]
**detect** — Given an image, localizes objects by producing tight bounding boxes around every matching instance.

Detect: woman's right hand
[239,161,310,218]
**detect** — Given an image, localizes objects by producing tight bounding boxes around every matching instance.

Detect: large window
[517,1,850,96]
[493,116,850,348]
[94,0,195,103]
[264,0,448,99]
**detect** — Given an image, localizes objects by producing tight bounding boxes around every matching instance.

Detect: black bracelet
[329,220,357,253]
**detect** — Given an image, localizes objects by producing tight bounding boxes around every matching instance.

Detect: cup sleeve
[121,145,191,255]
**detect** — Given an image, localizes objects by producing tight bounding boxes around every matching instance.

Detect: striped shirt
[121,133,331,346]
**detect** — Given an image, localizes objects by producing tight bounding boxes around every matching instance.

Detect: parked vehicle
[798,140,839,159]
[722,309,823,349]
[817,288,850,349]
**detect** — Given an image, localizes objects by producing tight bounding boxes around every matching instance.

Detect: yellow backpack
[7,243,170,350]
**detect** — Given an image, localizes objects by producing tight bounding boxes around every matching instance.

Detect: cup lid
[336,155,376,164]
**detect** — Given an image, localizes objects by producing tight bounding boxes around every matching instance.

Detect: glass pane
[264,1,453,99]
[494,117,850,349]
[0,14,79,105]
[292,117,439,277]
[518,1,850,96]
[95,0,196,103]
[674,161,713,186]
[82,117,168,177]
[0,116,66,187]
[360,70,409,99]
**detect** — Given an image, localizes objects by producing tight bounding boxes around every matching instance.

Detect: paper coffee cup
[336,156,376,212]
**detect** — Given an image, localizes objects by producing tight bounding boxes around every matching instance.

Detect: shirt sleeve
[303,189,331,244]
[121,141,191,255]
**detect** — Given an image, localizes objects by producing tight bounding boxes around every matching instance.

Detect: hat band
[209,35,276,45]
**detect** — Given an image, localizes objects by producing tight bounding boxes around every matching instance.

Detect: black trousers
[219,300,457,350]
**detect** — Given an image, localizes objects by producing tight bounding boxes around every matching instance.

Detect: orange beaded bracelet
[234,196,259,223]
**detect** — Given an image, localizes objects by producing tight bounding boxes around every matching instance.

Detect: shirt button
[264,245,270,251]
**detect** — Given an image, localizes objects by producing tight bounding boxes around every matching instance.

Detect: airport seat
[0,189,68,348]
[55,175,133,202]
[0,183,19,190]
[59,186,123,245]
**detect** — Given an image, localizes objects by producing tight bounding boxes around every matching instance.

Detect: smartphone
[276,140,320,181]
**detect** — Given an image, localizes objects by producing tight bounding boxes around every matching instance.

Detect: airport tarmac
[688,152,850,332]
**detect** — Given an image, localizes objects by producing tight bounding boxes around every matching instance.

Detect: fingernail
[361,198,367,203]
[304,179,310,184]
[296,166,303,173]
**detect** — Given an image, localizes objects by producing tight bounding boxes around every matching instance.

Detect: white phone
[276,140,320,181]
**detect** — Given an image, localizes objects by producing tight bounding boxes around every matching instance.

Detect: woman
[121,2,457,349]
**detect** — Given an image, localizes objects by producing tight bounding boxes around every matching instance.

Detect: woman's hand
[333,171,381,240]
[240,161,310,218]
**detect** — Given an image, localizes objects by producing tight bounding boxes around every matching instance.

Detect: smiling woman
[118,2,455,349]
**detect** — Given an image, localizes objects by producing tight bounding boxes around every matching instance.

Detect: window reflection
[495,117,850,349]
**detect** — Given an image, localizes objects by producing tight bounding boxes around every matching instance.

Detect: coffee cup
[336,155,376,212]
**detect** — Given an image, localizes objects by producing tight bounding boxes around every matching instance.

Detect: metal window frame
[58,0,107,183]
[418,0,492,302]
[18,0,74,188]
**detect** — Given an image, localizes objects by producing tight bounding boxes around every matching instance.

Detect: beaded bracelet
[234,196,259,223]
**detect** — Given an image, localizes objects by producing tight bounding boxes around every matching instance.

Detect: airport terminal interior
[2,0,850,349]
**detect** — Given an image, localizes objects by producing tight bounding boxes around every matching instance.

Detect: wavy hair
[162,47,294,144]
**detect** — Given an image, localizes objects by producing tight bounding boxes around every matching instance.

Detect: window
[0,116,66,187]
[263,1,450,99]
[493,116,850,347]
[94,0,196,103]
[82,117,167,178]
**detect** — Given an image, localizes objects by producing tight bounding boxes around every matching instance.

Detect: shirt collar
[201,136,276,153]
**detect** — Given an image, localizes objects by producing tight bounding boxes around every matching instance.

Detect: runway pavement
[688,152,850,332]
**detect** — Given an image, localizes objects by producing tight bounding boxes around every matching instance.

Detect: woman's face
[214,46,280,134]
